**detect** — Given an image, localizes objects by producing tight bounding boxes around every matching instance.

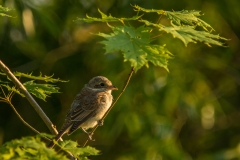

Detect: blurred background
[0,0,240,159]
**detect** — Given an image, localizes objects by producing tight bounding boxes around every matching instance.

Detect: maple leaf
[76,8,142,24]
[159,25,227,47]
[59,140,99,158]
[97,25,172,71]
[133,5,213,31]
[165,10,214,31]
[23,81,60,101]
[140,20,227,47]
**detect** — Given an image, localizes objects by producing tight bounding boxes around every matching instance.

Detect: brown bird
[48,76,118,148]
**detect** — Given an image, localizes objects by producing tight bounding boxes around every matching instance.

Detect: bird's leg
[97,119,104,126]
[81,128,95,141]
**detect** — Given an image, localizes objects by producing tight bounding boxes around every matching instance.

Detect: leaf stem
[82,67,134,147]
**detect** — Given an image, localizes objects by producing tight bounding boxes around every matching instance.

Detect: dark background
[0,0,240,159]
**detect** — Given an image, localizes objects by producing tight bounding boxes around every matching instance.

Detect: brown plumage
[48,76,117,148]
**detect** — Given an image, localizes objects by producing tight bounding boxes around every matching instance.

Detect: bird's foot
[82,128,95,141]
[97,119,104,126]
[88,132,95,141]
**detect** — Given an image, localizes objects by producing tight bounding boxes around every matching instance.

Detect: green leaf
[59,140,99,159]
[140,20,227,47]
[98,25,150,70]
[23,81,60,101]
[160,25,227,47]
[0,5,12,17]
[0,136,68,160]
[14,72,68,83]
[165,10,214,31]
[97,25,172,71]
[75,8,142,23]
[133,5,165,14]
[0,72,67,83]
[143,45,173,71]
[133,5,213,31]
[0,84,24,97]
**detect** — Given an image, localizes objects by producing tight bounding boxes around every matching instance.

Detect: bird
[48,76,118,148]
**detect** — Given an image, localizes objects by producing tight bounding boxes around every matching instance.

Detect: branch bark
[0,60,59,135]
[0,60,76,159]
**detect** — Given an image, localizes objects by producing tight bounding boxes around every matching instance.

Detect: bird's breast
[81,93,112,129]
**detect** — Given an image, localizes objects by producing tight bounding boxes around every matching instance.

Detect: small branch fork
[0,60,59,135]
[0,86,51,141]
[0,60,76,159]
[0,60,76,160]
[82,67,134,147]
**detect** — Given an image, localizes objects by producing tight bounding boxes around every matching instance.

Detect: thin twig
[0,60,75,160]
[0,86,51,141]
[82,67,134,147]
[0,60,59,135]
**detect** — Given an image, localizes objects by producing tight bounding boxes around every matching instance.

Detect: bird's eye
[100,83,105,86]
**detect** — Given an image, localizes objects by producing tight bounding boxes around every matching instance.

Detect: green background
[0,0,240,159]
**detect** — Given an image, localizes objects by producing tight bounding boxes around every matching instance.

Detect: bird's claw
[98,119,104,126]
[82,128,95,141]
[88,132,95,141]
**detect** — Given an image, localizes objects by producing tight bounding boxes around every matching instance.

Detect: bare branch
[0,60,59,135]
[0,60,76,160]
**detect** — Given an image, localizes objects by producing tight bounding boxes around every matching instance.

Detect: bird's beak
[109,85,118,90]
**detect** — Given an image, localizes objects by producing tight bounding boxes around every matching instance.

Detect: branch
[0,60,76,160]
[82,67,134,147]
[9,101,51,141]
[0,86,45,135]
[0,60,59,135]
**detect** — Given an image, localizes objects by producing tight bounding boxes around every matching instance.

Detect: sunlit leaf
[0,5,12,17]
[0,84,24,97]
[23,81,60,101]
[133,5,165,14]
[97,25,172,71]
[134,5,214,31]
[160,25,227,47]
[0,136,68,160]
[143,45,173,71]
[76,8,142,23]
[165,10,214,31]
[14,72,68,83]
[59,141,99,159]
[0,72,67,83]
[140,20,227,47]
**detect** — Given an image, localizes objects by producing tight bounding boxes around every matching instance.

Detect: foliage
[140,20,227,47]
[0,135,98,160]
[76,8,142,23]
[0,5,12,17]
[97,25,172,71]
[23,81,60,101]
[0,1,238,160]
[76,6,227,71]
[0,72,67,101]
[133,5,214,31]
[59,140,99,158]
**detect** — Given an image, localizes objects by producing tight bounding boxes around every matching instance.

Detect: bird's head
[87,76,118,92]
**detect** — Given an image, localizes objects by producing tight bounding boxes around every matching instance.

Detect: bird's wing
[67,90,107,134]
[70,90,106,122]
[59,88,107,135]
